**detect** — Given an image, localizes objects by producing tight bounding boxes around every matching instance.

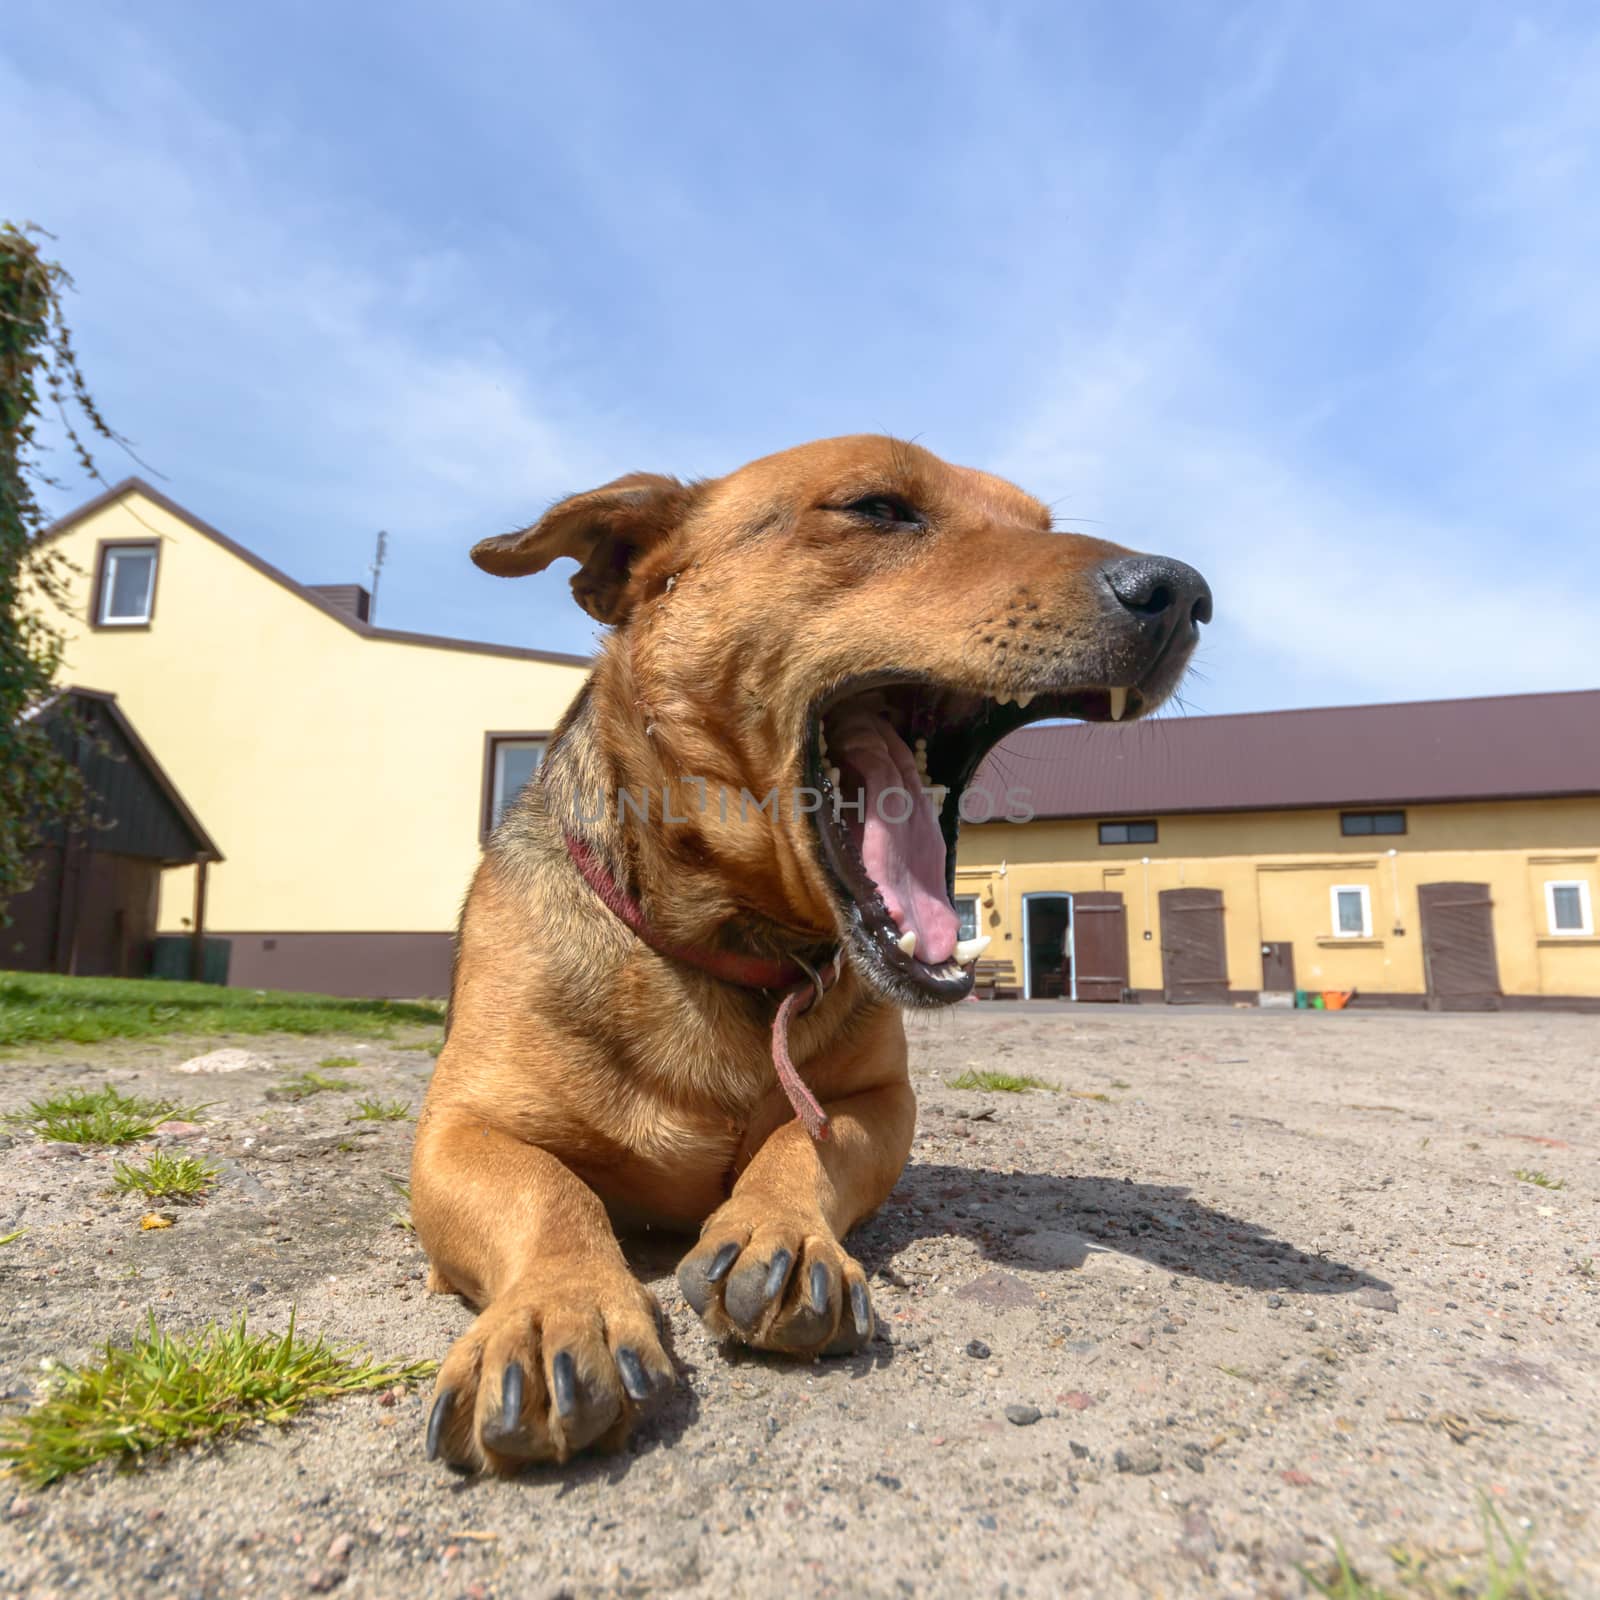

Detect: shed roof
[35,689,221,863]
[970,689,1600,821]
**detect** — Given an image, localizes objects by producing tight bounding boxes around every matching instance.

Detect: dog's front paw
[424,1266,674,1474]
[677,1203,875,1357]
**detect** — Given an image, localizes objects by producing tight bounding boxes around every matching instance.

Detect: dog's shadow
[473,1164,1385,1489]
[850,1160,1392,1296]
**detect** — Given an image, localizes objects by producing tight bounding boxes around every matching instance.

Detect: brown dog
[411,435,1209,1472]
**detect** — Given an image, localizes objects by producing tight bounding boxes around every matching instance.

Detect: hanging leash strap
[564,832,840,1139]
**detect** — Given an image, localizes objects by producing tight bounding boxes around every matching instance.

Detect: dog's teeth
[895,930,918,959]
[954,934,991,966]
[994,692,1012,707]
[1015,691,1034,709]
[1109,686,1128,722]
[826,764,841,788]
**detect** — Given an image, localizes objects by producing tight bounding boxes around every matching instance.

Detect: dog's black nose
[1100,555,1213,628]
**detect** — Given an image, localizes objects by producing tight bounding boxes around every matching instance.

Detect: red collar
[564,831,840,1139]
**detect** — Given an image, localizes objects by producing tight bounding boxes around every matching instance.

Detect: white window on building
[487,738,546,831]
[1545,880,1594,936]
[1330,884,1372,938]
[96,543,158,625]
[954,895,980,942]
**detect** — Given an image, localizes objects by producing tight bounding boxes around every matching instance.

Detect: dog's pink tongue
[831,707,959,966]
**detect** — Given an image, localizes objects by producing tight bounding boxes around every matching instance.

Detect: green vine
[1,221,133,913]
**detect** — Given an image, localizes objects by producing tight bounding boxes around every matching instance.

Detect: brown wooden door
[1418,882,1501,1011]
[1160,888,1229,1004]
[1261,940,1296,991]
[1074,892,1129,1002]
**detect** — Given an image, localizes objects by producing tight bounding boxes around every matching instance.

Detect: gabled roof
[971,688,1600,820]
[37,688,221,863]
[42,477,593,669]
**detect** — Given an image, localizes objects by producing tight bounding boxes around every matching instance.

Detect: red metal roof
[970,689,1600,820]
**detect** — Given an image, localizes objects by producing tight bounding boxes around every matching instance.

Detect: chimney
[307,584,372,623]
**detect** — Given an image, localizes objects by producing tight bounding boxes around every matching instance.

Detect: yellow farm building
[13,478,1599,1012]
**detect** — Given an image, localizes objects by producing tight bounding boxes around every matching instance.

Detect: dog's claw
[851,1279,873,1336]
[706,1241,740,1283]
[499,1361,524,1435]
[808,1261,830,1316]
[615,1346,653,1403]
[762,1248,794,1306]
[425,1389,454,1460]
[550,1350,578,1418]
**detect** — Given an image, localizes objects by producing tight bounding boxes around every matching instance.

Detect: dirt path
[2,1007,1596,1597]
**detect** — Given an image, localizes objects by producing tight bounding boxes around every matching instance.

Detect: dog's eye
[843,495,921,527]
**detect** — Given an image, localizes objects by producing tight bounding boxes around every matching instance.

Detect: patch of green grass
[0,970,444,1048]
[270,1070,355,1101]
[1110,1078,1132,1090]
[352,1097,411,1122]
[0,1311,434,1487]
[1302,1497,1556,1599]
[1512,1169,1566,1191]
[1572,1257,1595,1280]
[9,1085,205,1146]
[317,1055,362,1069]
[948,1069,1055,1094]
[395,1038,444,1056]
[0,1227,24,1246]
[385,1174,414,1232]
[111,1152,220,1203]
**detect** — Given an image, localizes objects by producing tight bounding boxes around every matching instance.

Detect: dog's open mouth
[806,676,1147,1006]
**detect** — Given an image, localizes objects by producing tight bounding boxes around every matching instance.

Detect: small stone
[1059,1390,1096,1410]
[153,1121,204,1139]
[965,1339,991,1360]
[1069,1441,1091,1460]
[1004,1404,1042,1427]
[8,1495,37,1518]
[1354,1288,1399,1313]
[1114,1446,1162,1475]
[1266,1294,1283,1309]
[305,1569,343,1593]
[326,1534,353,1563]
[175,1047,275,1075]
[1128,1327,1152,1349]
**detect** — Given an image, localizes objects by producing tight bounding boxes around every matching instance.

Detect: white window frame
[953,895,980,942]
[1544,879,1594,937]
[489,738,546,830]
[1330,884,1372,939]
[97,543,159,626]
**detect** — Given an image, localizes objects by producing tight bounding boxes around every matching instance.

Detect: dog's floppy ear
[471,473,697,624]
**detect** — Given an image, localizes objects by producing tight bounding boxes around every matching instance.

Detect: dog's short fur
[412,435,1208,1471]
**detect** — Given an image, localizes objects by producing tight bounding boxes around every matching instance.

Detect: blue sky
[6,1,1598,713]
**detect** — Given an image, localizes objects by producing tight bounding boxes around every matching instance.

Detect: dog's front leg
[676,1076,915,1356]
[411,1111,674,1473]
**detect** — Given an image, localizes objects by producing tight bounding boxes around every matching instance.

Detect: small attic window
[94,542,159,626]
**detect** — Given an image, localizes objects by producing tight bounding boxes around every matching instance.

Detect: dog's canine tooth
[954,934,991,965]
[994,692,1012,707]
[1015,691,1034,709]
[1109,686,1128,722]
[895,930,918,958]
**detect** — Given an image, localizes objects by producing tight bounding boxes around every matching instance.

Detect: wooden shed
[5,688,221,979]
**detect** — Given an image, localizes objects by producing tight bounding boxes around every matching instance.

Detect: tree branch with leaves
[1,222,135,911]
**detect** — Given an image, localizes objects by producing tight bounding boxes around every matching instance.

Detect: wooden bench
[973,958,1022,1000]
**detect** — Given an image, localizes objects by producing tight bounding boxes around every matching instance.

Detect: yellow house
[956,694,1600,1011]
[23,478,589,994]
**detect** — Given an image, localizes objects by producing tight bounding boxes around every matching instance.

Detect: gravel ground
[1,1005,1596,1598]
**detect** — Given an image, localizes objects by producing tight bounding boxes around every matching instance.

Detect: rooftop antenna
[369,529,388,622]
